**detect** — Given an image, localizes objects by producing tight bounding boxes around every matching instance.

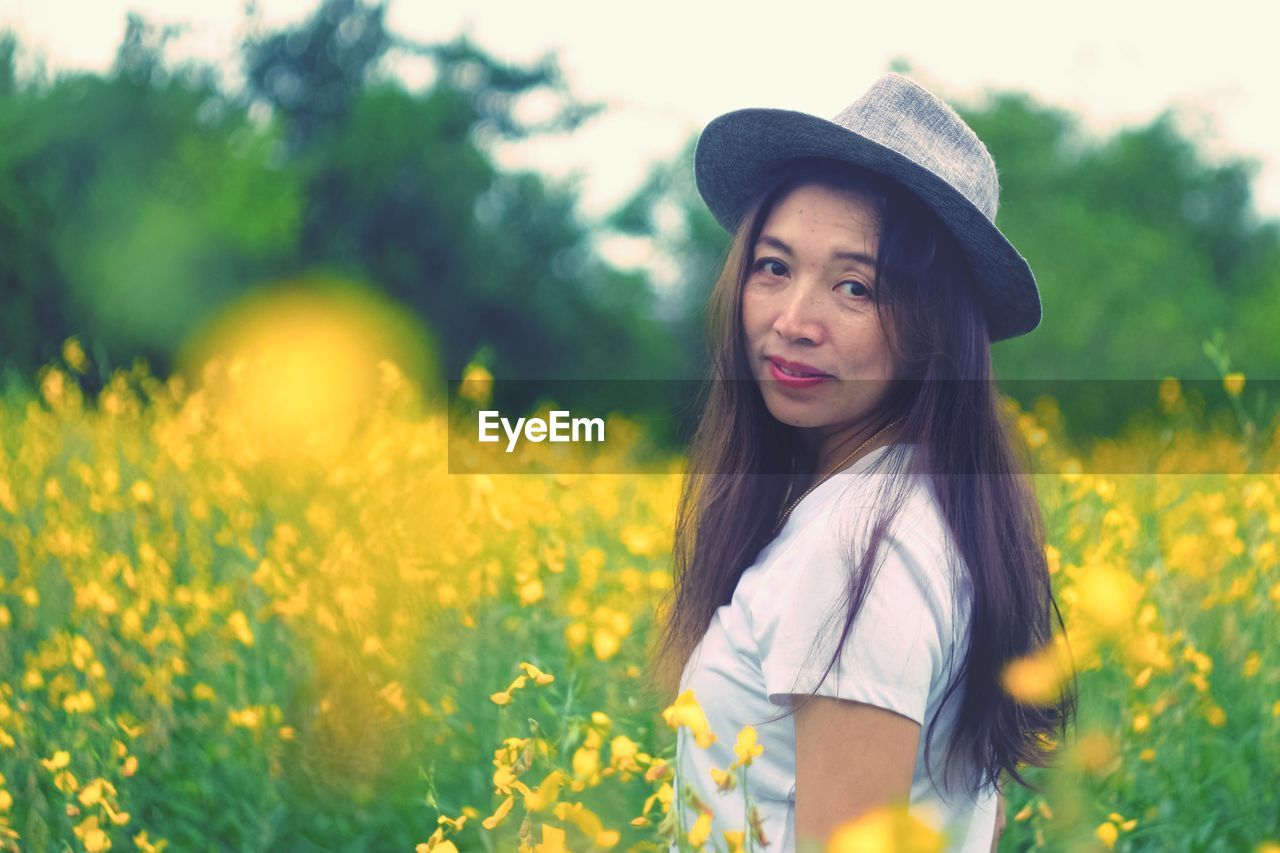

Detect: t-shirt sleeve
[746,500,957,726]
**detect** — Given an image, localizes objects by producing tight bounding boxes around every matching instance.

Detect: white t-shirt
[670,444,998,852]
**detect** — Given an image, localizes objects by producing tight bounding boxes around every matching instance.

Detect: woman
[648,74,1077,852]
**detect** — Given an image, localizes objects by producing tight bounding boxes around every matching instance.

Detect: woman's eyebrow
[755,233,877,267]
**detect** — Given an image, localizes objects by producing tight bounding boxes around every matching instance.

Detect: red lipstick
[766,356,833,389]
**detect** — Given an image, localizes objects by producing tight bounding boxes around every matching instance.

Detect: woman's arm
[793,695,921,851]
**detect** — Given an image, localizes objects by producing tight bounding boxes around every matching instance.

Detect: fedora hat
[694,72,1041,342]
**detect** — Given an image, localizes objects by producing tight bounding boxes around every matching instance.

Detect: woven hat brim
[694,108,1041,342]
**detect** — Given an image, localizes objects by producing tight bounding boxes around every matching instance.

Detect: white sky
[4,0,1280,231]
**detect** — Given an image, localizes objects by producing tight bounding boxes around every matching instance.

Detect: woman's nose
[772,283,825,343]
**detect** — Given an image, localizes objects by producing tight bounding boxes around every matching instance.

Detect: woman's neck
[797,419,901,491]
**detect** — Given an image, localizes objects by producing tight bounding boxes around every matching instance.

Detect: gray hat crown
[834,73,1000,222]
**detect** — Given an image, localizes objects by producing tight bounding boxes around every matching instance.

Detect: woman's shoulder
[760,444,966,588]
[743,449,974,691]
[805,450,971,608]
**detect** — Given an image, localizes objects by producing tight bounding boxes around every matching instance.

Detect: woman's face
[741,181,897,435]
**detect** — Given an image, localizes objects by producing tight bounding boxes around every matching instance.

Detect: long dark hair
[645,156,1076,799]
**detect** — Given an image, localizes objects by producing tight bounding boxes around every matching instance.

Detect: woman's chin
[760,400,829,429]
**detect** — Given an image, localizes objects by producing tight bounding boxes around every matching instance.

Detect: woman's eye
[838,280,871,299]
[754,258,787,277]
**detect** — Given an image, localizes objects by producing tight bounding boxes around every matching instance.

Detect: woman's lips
[767,357,833,388]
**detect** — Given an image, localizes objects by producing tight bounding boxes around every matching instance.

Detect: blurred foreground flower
[662,689,716,749]
[175,276,436,464]
[1000,634,1075,706]
[826,803,945,852]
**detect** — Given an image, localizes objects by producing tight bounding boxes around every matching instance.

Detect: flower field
[0,340,1278,852]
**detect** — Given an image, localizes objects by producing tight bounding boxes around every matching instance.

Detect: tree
[602,77,1280,437]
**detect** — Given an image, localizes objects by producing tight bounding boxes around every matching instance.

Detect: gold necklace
[771,418,901,536]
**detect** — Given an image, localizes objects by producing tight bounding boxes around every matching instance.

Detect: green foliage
[960,94,1280,382]
[2,14,1280,444]
[0,2,673,428]
[0,18,300,383]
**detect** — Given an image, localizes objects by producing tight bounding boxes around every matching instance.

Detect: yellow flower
[81,822,109,853]
[1096,821,1119,848]
[63,337,89,374]
[520,662,555,685]
[662,689,716,748]
[133,830,165,853]
[552,801,618,848]
[1000,636,1072,705]
[518,578,545,605]
[129,480,154,505]
[459,361,494,405]
[643,760,671,784]
[512,770,565,812]
[641,781,673,818]
[1223,372,1245,397]
[42,750,71,772]
[533,823,566,853]
[1044,544,1061,575]
[1101,812,1136,832]
[1075,730,1116,774]
[723,830,746,853]
[78,779,109,807]
[592,628,621,661]
[571,745,600,782]
[228,707,262,729]
[733,726,763,768]
[481,794,514,829]
[709,766,736,793]
[63,690,96,714]
[1073,561,1142,635]
[688,812,712,849]
[1243,651,1260,678]
[227,610,255,647]
[491,765,518,795]
[54,770,80,794]
[608,736,641,775]
[827,803,945,852]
